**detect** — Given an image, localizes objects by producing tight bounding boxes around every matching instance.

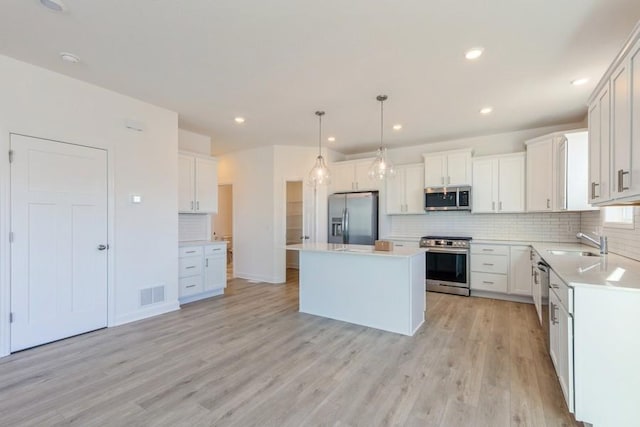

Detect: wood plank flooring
[0,270,579,426]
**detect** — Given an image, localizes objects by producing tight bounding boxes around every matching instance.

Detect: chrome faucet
[576,232,608,254]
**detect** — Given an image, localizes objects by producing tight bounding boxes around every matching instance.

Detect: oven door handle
[425,248,469,254]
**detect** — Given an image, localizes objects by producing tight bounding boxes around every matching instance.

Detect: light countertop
[531,242,640,292]
[286,243,426,258]
[179,240,227,247]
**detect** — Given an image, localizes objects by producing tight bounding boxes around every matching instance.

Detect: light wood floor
[0,270,579,426]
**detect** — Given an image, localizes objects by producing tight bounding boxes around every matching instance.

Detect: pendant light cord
[315,110,325,157]
[380,99,384,150]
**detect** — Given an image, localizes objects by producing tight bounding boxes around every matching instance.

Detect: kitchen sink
[547,250,600,257]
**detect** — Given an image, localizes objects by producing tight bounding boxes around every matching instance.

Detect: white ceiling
[1,1,640,155]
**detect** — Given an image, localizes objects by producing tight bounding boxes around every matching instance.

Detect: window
[603,207,635,229]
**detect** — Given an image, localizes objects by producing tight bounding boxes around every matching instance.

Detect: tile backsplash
[388,211,582,242]
[179,213,210,241]
[581,207,640,261]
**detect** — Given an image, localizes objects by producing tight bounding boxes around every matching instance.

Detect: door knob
[97,244,108,251]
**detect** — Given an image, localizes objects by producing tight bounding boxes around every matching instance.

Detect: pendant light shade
[369,95,395,180]
[308,111,331,187]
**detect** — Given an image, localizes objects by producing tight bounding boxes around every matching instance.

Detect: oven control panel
[419,237,470,249]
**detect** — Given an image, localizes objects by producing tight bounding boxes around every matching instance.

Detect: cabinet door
[404,164,425,213]
[629,40,640,198]
[178,155,195,212]
[472,158,496,213]
[424,154,446,187]
[330,163,355,193]
[499,155,525,212]
[549,290,560,372]
[612,61,632,199]
[526,140,554,211]
[446,151,471,186]
[554,137,568,210]
[589,85,611,203]
[354,159,378,191]
[385,169,405,214]
[194,157,218,213]
[204,254,227,290]
[509,246,532,296]
[557,300,574,413]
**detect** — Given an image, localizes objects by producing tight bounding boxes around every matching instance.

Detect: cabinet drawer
[179,276,203,297]
[179,246,204,257]
[204,244,226,256]
[471,254,508,274]
[471,272,508,293]
[471,244,509,256]
[550,270,572,313]
[179,256,203,277]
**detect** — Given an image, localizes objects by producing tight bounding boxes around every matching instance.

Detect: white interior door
[10,134,108,352]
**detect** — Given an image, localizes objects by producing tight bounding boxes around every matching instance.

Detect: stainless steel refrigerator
[328,192,378,245]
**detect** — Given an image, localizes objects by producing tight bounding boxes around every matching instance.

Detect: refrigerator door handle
[343,208,349,244]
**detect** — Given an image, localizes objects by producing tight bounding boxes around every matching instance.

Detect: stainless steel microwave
[424,186,471,211]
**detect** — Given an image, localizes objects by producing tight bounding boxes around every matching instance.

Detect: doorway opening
[286,181,303,280]
[213,184,233,278]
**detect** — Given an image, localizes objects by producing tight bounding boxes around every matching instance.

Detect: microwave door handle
[426,248,469,254]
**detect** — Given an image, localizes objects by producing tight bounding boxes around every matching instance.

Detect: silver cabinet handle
[186,250,196,254]
[551,283,559,289]
[191,201,194,210]
[499,201,502,211]
[482,281,494,285]
[546,198,550,209]
[482,248,494,252]
[550,302,559,325]
[447,176,451,185]
[97,244,108,251]
[618,169,630,192]
[206,259,209,267]
[492,201,495,211]
[196,201,200,210]
[186,266,196,269]
[591,182,599,199]
[186,284,196,288]
[483,263,494,266]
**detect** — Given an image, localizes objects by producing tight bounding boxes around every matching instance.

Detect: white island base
[289,243,426,336]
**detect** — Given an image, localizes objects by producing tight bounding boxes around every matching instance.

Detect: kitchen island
[286,243,426,336]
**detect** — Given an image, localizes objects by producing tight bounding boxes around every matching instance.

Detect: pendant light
[308,111,331,187]
[369,95,396,180]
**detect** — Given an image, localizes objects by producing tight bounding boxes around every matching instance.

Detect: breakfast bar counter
[286,243,426,336]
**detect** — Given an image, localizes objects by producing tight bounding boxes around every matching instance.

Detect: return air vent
[140,285,165,307]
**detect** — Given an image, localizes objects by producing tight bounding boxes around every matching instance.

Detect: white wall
[178,128,211,155]
[0,55,179,355]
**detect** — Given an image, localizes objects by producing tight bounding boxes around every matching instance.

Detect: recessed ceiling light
[392,124,403,131]
[571,78,589,86]
[465,48,484,60]
[59,52,80,63]
[40,0,66,12]
[327,136,336,142]
[479,107,493,115]
[234,117,245,124]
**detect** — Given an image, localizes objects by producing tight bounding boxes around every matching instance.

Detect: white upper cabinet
[178,153,218,213]
[423,149,472,187]
[526,131,592,212]
[385,163,425,214]
[588,26,640,205]
[472,153,525,213]
[329,158,378,193]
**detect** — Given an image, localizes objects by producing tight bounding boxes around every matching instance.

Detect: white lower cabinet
[470,243,533,298]
[179,242,227,303]
[549,270,574,413]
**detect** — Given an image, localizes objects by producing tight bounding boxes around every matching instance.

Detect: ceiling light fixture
[571,78,589,86]
[308,111,331,187]
[327,136,336,142]
[393,124,403,131]
[40,0,66,12]
[59,52,80,63]
[465,48,484,60]
[369,95,396,180]
[479,106,493,115]
[234,117,245,124]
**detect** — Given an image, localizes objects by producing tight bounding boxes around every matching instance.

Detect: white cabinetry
[179,242,227,303]
[526,131,591,212]
[549,270,574,413]
[385,163,425,214]
[472,153,525,213]
[423,149,472,187]
[588,26,640,205]
[178,153,218,213]
[330,158,378,193]
[509,246,532,296]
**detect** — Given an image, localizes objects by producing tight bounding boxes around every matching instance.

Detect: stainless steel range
[419,236,471,296]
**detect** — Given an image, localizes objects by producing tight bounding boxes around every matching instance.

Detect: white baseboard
[235,271,282,284]
[179,288,224,305]
[470,290,534,304]
[112,301,180,326]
